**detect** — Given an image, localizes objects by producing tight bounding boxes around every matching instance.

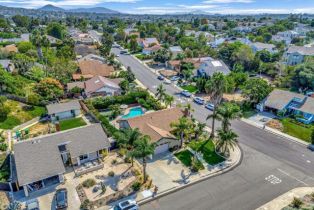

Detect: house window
[79,154,88,161]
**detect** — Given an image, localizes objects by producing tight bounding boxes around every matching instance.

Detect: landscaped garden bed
[0,99,46,129]
[181,85,198,93]
[282,193,314,210]
[174,150,193,167]
[59,117,87,131]
[189,140,225,165]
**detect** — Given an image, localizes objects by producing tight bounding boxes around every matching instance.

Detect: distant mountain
[38,4,64,12]
[69,7,119,14]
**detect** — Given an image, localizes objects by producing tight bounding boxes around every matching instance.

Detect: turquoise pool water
[122,107,144,119]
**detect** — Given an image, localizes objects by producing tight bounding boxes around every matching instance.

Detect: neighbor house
[12,124,110,197]
[250,42,277,54]
[46,100,81,122]
[257,89,314,124]
[137,38,159,48]
[272,30,300,45]
[74,44,98,57]
[166,57,211,72]
[1,44,18,54]
[78,53,106,63]
[73,59,114,80]
[284,46,314,66]
[169,46,183,59]
[142,44,162,55]
[67,75,122,97]
[119,108,184,155]
[195,58,230,77]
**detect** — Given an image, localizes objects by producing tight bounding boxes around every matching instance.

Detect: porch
[73,159,104,176]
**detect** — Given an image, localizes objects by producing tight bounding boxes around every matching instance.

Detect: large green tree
[241,78,272,105]
[292,62,314,91]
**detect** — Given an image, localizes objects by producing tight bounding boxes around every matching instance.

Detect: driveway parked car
[170,76,180,81]
[164,80,171,85]
[180,90,192,98]
[205,103,215,111]
[111,199,138,210]
[157,75,165,80]
[55,188,68,209]
[26,199,39,210]
[193,97,205,105]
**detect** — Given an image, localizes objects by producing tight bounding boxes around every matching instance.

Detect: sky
[1,0,314,14]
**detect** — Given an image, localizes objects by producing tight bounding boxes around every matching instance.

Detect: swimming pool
[122,107,144,119]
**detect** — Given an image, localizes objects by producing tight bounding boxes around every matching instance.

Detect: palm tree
[194,122,206,140]
[183,103,194,118]
[131,135,155,182]
[216,129,238,155]
[171,117,191,148]
[116,128,142,167]
[155,84,166,102]
[30,29,49,61]
[164,94,174,107]
[205,72,225,138]
[216,102,242,132]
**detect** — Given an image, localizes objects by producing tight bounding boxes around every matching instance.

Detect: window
[79,154,88,161]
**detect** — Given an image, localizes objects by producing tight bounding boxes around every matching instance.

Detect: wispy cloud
[202,0,254,3]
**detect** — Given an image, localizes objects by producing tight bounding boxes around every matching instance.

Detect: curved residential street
[111,48,314,210]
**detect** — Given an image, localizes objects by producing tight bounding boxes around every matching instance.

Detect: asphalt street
[111,48,314,210]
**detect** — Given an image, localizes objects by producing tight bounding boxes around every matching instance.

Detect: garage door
[154,143,169,155]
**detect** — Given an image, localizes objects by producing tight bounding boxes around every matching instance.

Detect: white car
[164,80,171,85]
[110,199,138,210]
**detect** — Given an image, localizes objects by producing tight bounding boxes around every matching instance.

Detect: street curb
[138,145,243,206]
[240,118,310,147]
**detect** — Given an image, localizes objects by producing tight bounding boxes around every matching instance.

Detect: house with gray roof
[250,42,277,54]
[13,123,110,196]
[195,58,230,78]
[169,46,183,58]
[284,46,314,66]
[258,89,314,124]
[46,100,81,122]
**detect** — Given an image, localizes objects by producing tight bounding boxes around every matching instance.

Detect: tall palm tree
[194,122,206,140]
[116,128,142,167]
[216,102,242,132]
[205,72,225,138]
[216,129,238,155]
[183,103,194,118]
[171,117,191,148]
[131,135,155,182]
[164,94,174,107]
[155,84,166,102]
[30,29,49,61]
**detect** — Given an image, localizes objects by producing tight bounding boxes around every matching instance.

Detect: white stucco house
[46,100,81,122]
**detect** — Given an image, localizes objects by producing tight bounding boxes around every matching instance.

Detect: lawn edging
[138,144,243,206]
[241,118,310,147]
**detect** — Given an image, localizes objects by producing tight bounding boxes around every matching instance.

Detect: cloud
[202,0,254,3]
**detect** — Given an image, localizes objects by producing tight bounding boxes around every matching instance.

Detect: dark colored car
[157,75,165,80]
[308,144,314,151]
[55,188,68,209]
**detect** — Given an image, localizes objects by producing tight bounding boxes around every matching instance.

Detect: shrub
[111,159,118,165]
[291,197,303,208]
[101,150,108,159]
[191,157,204,172]
[0,143,7,151]
[124,157,131,163]
[311,129,314,145]
[80,199,91,210]
[118,148,127,157]
[131,182,141,191]
[108,171,115,177]
[82,179,96,188]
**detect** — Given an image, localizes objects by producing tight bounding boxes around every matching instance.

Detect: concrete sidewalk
[257,187,314,210]
[241,118,310,146]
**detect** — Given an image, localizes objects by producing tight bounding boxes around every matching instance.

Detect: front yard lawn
[0,100,46,129]
[281,118,313,142]
[181,85,198,93]
[189,140,225,165]
[59,117,87,131]
[174,150,193,166]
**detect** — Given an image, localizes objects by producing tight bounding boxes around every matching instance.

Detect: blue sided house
[257,89,314,124]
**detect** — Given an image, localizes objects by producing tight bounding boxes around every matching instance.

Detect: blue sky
[1,0,314,14]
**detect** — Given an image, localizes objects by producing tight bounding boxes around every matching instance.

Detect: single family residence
[119,108,184,155]
[73,59,114,80]
[257,89,314,124]
[46,100,81,122]
[250,42,277,54]
[195,59,230,77]
[284,46,314,66]
[67,75,122,97]
[12,124,110,197]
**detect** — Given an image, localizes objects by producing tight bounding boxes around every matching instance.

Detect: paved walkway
[257,187,314,210]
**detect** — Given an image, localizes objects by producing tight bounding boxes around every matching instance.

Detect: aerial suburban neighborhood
[0,0,313,210]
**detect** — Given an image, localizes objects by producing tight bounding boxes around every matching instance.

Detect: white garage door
[154,143,169,155]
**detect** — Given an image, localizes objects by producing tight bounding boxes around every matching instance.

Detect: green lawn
[281,118,313,142]
[59,117,87,131]
[189,140,225,165]
[174,150,193,166]
[181,85,198,93]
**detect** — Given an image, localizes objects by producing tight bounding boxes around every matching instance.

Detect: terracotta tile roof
[2,44,18,53]
[73,60,114,80]
[126,108,184,142]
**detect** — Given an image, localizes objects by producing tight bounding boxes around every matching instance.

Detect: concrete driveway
[14,171,81,210]
[248,112,277,126]
[146,152,191,192]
